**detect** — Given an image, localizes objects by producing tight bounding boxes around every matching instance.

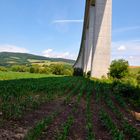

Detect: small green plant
[122,120,140,139]
[85,83,95,140]
[99,110,125,140]
[57,116,74,140]
[24,112,58,140]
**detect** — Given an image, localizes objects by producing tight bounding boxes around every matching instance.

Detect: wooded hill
[0,52,75,66]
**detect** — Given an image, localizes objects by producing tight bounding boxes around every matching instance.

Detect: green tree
[50,64,64,75]
[109,59,129,79]
[30,67,35,73]
[11,65,28,72]
[29,66,39,73]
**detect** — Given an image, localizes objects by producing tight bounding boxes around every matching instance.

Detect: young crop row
[24,77,86,140]
[94,81,140,140]
[94,80,140,140]
[64,78,86,104]
[24,111,59,140]
[0,77,81,119]
[76,79,87,104]
[99,110,125,140]
[86,81,95,140]
[102,92,140,139]
[56,79,88,139]
[113,94,127,108]
[57,116,74,140]
[102,94,123,119]
[0,77,77,100]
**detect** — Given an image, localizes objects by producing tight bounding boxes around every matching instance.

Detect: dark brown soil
[67,98,87,140]
[0,98,66,140]
[99,94,140,140]
[0,91,139,140]
[111,95,140,131]
[39,96,87,140]
[39,103,73,140]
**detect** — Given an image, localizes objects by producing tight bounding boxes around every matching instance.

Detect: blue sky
[0,0,140,65]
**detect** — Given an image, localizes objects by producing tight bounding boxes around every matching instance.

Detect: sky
[0,0,140,65]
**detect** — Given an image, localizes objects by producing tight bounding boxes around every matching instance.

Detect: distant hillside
[0,52,75,66]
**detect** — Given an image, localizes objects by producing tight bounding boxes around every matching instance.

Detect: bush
[50,64,65,75]
[11,65,29,72]
[109,59,129,79]
[30,67,35,73]
[44,67,52,74]
[73,68,83,76]
[38,67,52,74]
[63,69,73,76]
[112,80,134,97]
[0,66,8,72]
[29,66,39,73]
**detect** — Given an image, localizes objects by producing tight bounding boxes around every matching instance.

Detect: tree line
[0,64,73,76]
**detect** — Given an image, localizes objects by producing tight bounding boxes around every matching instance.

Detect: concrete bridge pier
[74,0,112,78]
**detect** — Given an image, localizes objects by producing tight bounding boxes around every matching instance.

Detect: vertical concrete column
[91,0,112,78]
[74,0,90,70]
[84,5,95,73]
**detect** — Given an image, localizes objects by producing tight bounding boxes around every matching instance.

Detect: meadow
[0,71,55,80]
[0,72,140,140]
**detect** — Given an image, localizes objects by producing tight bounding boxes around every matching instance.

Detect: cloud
[113,26,140,33]
[43,49,53,57]
[0,44,29,53]
[52,19,83,24]
[117,45,126,51]
[42,49,75,59]
[112,40,140,65]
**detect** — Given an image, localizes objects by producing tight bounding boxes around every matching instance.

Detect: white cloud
[0,44,29,53]
[43,49,53,57]
[117,45,126,51]
[129,56,134,59]
[113,26,140,33]
[52,19,83,24]
[112,40,140,65]
[42,49,75,59]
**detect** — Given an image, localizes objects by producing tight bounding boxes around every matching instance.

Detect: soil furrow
[67,98,87,140]
[0,98,65,140]
[91,93,112,140]
[111,95,140,130]
[39,103,74,140]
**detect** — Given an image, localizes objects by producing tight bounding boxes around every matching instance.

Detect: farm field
[129,66,140,75]
[0,72,140,140]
